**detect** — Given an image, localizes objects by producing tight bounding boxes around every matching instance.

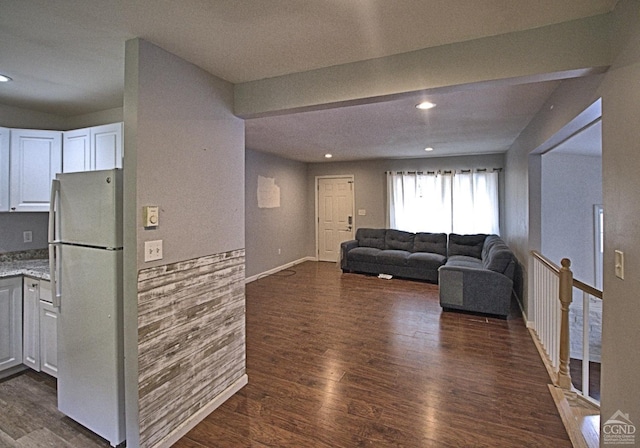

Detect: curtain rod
[386,168,502,174]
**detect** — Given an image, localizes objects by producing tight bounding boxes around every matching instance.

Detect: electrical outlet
[23,231,32,243]
[144,240,163,262]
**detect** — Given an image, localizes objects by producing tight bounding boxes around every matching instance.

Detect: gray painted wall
[128,40,244,269]
[503,0,640,439]
[123,38,245,446]
[0,103,123,130]
[244,152,504,277]
[0,213,48,253]
[306,154,505,257]
[0,103,66,130]
[598,0,640,439]
[245,149,308,279]
[541,153,602,285]
[503,74,603,317]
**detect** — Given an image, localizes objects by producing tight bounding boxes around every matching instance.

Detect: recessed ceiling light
[416,101,436,110]
[424,147,434,152]
[0,74,12,83]
[325,154,333,158]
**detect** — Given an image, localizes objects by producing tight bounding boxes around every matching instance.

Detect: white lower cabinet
[23,279,41,370]
[0,277,23,372]
[39,280,57,378]
[21,278,57,378]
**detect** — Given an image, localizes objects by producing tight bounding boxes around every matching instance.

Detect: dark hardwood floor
[0,370,111,447]
[570,358,601,402]
[176,261,571,448]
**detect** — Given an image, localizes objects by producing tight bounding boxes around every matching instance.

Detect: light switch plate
[145,240,163,262]
[143,206,159,227]
[615,249,624,279]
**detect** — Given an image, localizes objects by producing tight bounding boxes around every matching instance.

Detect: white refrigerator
[48,169,125,447]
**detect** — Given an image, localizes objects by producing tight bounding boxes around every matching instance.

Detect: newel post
[557,258,573,390]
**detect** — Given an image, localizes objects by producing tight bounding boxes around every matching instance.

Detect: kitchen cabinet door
[39,294,58,378]
[62,123,122,173]
[9,129,62,212]
[92,123,122,170]
[63,128,91,173]
[23,279,41,371]
[0,277,23,372]
[0,127,9,211]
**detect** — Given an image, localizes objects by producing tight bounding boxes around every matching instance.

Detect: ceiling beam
[234,13,612,118]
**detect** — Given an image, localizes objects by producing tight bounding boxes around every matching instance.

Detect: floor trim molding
[245,256,316,283]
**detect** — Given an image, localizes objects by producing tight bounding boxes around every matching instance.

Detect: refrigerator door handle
[49,179,62,308]
[49,179,60,243]
[49,244,62,308]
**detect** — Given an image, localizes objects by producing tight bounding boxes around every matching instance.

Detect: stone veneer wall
[137,249,246,447]
[570,297,602,363]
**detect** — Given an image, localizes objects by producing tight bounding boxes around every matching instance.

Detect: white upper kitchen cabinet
[63,123,122,173]
[62,128,91,173]
[10,129,62,212]
[0,277,23,373]
[0,127,9,212]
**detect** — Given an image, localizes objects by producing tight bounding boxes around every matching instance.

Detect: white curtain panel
[387,170,500,235]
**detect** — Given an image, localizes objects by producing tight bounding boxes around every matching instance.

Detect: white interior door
[317,177,354,262]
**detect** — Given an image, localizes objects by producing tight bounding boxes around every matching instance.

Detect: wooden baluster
[557,257,573,389]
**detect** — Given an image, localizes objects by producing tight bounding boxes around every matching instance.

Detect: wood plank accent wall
[137,249,246,448]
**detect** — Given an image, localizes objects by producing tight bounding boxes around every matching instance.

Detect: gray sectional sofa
[340,229,516,318]
[340,228,447,283]
[438,233,516,318]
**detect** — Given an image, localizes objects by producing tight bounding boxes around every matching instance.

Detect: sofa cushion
[445,255,484,269]
[347,247,382,262]
[407,252,447,269]
[376,250,411,266]
[355,228,386,250]
[385,229,415,251]
[481,235,502,259]
[448,233,487,259]
[483,244,514,274]
[413,232,447,256]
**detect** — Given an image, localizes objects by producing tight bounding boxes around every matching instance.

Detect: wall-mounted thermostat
[143,206,159,228]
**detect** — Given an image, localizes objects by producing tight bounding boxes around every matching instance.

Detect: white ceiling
[551,120,602,157]
[0,1,617,162]
[245,80,562,162]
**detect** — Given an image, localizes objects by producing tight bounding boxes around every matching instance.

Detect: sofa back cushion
[385,229,415,251]
[355,228,386,249]
[413,232,447,256]
[448,233,487,259]
[482,235,515,276]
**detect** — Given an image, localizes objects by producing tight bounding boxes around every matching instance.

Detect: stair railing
[530,251,602,405]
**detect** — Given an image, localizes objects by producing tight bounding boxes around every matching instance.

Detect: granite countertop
[0,259,50,281]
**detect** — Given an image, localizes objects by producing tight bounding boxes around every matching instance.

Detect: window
[387,170,500,234]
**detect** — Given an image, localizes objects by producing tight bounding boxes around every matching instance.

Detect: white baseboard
[156,374,248,448]
[245,256,316,283]
[0,364,27,380]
